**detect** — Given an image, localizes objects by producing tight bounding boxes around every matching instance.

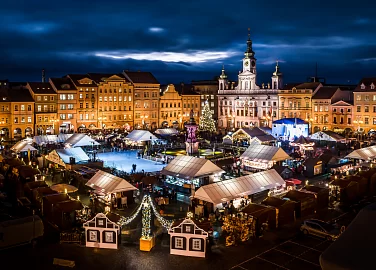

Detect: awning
[194,169,285,204]
[345,145,376,160]
[65,133,100,147]
[161,155,224,179]
[155,128,179,136]
[241,140,291,162]
[33,134,73,145]
[86,170,137,194]
[45,147,90,166]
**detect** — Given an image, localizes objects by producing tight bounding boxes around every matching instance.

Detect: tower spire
[220,65,227,79]
[247,27,251,40]
[244,28,255,59]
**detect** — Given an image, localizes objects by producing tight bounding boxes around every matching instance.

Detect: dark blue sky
[1,0,375,85]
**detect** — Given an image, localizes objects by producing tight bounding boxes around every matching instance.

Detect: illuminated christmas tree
[199,101,216,133]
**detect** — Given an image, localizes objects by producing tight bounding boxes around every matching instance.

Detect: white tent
[320,203,376,270]
[11,140,37,153]
[155,128,178,136]
[345,145,376,161]
[310,131,345,142]
[161,156,224,180]
[46,147,90,167]
[86,170,137,194]
[125,130,158,142]
[65,133,100,147]
[241,139,291,162]
[194,169,285,205]
[33,134,73,145]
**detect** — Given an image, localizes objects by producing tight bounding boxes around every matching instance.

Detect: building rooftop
[354,77,376,92]
[9,87,34,102]
[312,86,339,99]
[174,83,199,96]
[87,73,126,84]
[123,71,159,84]
[66,74,97,87]
[191,80,218,85]
[27,82,56,94]
[49,77,77,91]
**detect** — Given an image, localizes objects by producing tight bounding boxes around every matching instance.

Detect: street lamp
[305,117,314,134]
[98,116,107,129]
[140,114,148,130]
[354,118,363,141]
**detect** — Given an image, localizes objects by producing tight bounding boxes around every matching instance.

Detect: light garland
[149,195,174,228]
[141,199,151,238]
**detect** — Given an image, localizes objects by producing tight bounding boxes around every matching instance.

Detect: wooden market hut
[329,179,359,204]
[53,200,83,230]
[302,185,330,209]
[31,187,58,211]
[262,197,296,227]
[283,190,316,218]
[242,203,277,236]
[345,175,368,197]
[42,193,71,217]
[16,165,40,182]
[24,181,48,199]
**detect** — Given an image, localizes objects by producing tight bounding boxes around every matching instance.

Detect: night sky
[1,0,375,85]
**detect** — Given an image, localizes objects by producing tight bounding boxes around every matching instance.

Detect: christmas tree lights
[199,100,216,133]
[141,200,151,238]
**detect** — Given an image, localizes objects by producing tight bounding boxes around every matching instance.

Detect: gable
[331,100,352,107]
[106,75,125,81]
[78,78,93,84]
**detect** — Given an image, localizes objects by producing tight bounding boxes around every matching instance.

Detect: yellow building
[67,74,98,131]
[49,77,77,133]
[174,83,200,125]
[26,82,58,135]
[0,80,11,138]
[123,71,160,130]
[331,100,354,134]
[353,78,376,133]
[9,86,35,138]
[88,73,134,130]
[159,85,182,128]
[278,82,322,121]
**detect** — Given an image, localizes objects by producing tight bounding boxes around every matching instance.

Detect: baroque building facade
[217,33,281,130]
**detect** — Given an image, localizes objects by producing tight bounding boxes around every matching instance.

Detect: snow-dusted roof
[155,128,178,136]
[46,147,90,166]
[11,140,37,153]
[65,133,100,147]
[194,169,285,204]
[33,134,73,145]
[345,145,376,160]
[86,170,137,194]
[241,140,291,162]
[161,155,224,179]
[126,130,158,141]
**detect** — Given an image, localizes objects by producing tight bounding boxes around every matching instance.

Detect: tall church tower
[242,28,257,74]
[271,61,283,90]
[218,65,228,90]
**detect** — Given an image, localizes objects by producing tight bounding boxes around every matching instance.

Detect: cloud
[354,58,376,63]
[94,50,238,63]
[148,27,164,33]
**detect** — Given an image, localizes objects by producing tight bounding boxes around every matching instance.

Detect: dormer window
[371,83,375,90]
[361,83,365,90]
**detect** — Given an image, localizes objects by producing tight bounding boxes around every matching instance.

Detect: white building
[218,32,283,129]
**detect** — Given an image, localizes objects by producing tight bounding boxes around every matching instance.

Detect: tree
[199,101,216,133]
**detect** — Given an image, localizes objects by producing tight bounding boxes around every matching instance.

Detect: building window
[361,84,365,90]
[371,84,375,90]
[67,94,74,100]
[356,95,361,101]
[14,117,18,123]
[80,103,83,109]
[86,103,89,108]
[365,95,370,101]
[37,96,41,101]
[348,118,351,124]
[37,105,42,112]
[357,106,361,112]
[192,239,201,251]
[79,93,83,99]
[174,237,184,249]
[60,94,66,100]
[68,114,73,119]
[14,105,18,111]
[365,117,369,125]
[27,116,32,123]
[365,106,369,113]
[68,104,74,110]
[314,106,318,112]
[60,114,66,120]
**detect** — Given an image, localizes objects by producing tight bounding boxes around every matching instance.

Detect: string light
[141,200,151,238]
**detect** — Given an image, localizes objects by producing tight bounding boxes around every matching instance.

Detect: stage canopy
[46,147,90,167]
[228,127,276,144]
[65,133,100,147]
[345,145,376,160]
[33,134,73,145]
[125,130,158,142]
[241,140,291,162]
[86,170,137,194]
[194,169,285,205]
[310,131,345,142]
[161,156,224,180]
[11,140,37,153]
[155,128,179,136]
[320,203,376,270]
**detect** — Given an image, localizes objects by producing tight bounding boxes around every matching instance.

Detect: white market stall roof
[46,147,90,167]
[320,203,376,270]
[161,155,224,179]
[125,130,158,142]
[345,145,376,160]
[241,140,291,162]
[11,140,37,153]
[86,170,137,194]
[33,134,73,145]
[155,128,178,136]
[194,169,285,205]
[310,131,345,142]
[64,133,100,147]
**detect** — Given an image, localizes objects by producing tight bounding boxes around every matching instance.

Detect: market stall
[86,170,137,209]
[161,155,224,204]
[261,197,296,227]
[33,134,73,146]
[155,128,179,136]
[224,128,276,146]
[310,130,347,146]
[241,203,277,236]
[290,135,314,157]
[125,130,158,146]
[46,147,90,168]
[240,139,291,171]
[16,165,40,182]
[54,200,84,230]
[194,169,285,209]
[302,185,330,209]
[345,175,368,197]
[329,179,359,204]
[345,145,376,161]
[283,190,316,218]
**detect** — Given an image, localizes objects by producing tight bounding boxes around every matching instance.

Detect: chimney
[42,69,45,83]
